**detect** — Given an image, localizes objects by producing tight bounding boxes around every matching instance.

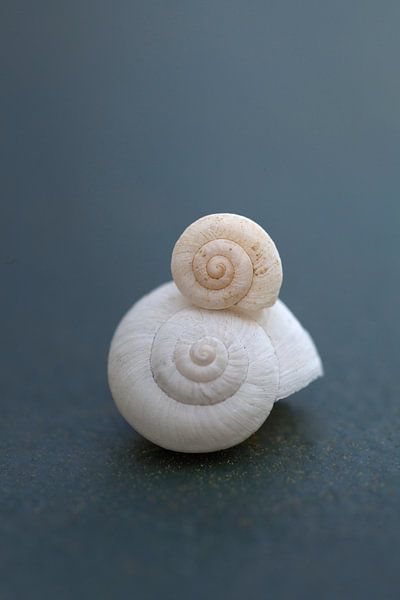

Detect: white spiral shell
[108,282,322,453]
[171,213,282,311]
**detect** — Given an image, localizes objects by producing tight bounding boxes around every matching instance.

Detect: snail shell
[108,282,322,453]
[171,213,282,311]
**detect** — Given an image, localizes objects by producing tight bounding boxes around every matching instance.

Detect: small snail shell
[108,282,322,453]
[171,213,282,311]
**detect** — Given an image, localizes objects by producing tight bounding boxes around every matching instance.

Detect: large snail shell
[108,282,322,453]
[171,213,282,311]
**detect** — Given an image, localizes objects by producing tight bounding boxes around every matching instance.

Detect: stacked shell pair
[108,214,323,453]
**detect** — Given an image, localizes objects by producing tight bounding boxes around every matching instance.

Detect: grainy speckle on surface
[1,1,400,599]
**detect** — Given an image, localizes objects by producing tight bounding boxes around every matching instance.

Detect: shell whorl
[108,282,323,453]
[171,213,282,311]
[150,309,251,405]
[108,283,280,452]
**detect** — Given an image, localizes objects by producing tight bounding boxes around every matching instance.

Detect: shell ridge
[109,234,322,452]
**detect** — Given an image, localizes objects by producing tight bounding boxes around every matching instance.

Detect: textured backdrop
[1,2,400,599]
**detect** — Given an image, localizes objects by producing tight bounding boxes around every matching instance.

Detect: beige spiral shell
[108,282,322,453]
[171,213,283,311]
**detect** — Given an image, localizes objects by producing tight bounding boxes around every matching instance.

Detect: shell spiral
[108,282,323,453]
[151,309,255,406]
[108,283,280,453]
[171,213,283,311]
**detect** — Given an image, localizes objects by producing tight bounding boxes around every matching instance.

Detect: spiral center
[190,340,217,365]
[192,239,237,290]
[206,256,228,280]
[149,308,254,405]
[173,334,229,383]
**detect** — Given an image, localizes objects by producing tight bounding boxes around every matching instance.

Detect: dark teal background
[1,2,400,598]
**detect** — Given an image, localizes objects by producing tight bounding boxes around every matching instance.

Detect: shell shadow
[104,400,318,529]
[112,400,315,474]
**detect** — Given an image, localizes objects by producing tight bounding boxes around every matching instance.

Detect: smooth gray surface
[1,2,400,599]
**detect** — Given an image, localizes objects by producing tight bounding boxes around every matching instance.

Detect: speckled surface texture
[1,2,400,599]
